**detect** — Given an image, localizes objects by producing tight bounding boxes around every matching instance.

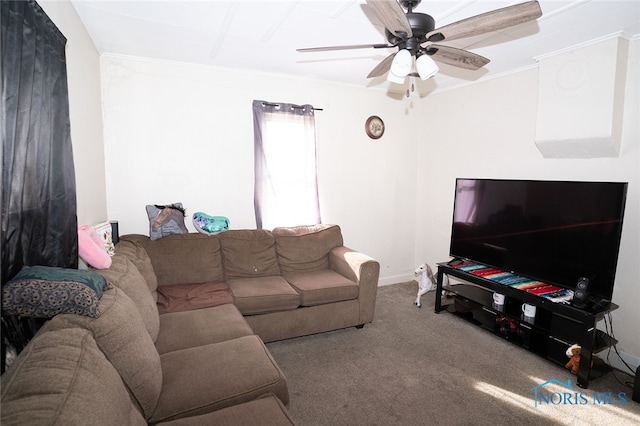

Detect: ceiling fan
[297,0,542,85]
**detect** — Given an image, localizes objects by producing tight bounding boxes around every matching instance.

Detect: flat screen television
[449,178,627,304]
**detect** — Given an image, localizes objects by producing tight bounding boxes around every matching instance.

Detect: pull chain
[406,79,416,98]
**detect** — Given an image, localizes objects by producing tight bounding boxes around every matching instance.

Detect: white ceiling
[70,0,640,94]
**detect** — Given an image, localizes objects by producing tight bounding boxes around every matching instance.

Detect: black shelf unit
[435,261,618,389]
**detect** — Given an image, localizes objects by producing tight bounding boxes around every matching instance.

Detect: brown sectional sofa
[1,224,380,424]
[125,224,380,343]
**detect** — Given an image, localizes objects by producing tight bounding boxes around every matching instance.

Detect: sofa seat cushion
[160,393,295,426]
[0,327,146,426]
[156,281,233,315]
[219,230,280,279]
[155,303,254,354]
[283,269,359,306]
[228,276,300,315]
[273,224,343,273]
[151,335,289,423]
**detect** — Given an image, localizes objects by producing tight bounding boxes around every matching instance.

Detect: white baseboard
[603,349,640,375]
[378,274,414,286]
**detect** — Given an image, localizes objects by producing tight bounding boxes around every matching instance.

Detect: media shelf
[435,261,618,389]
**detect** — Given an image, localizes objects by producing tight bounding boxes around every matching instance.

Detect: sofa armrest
[329,246,380,325]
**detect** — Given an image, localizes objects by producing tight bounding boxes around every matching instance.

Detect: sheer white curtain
[253,100,321,230]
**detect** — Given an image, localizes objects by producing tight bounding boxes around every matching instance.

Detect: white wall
[414,39,640,366]
[37,0,107,227]
[100,56,422,285]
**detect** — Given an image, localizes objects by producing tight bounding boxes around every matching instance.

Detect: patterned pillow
[2,266,110,318]
[146,203,188,241]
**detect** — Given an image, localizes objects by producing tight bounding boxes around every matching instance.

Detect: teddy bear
[565,344,583,374]
[565,344,604,374]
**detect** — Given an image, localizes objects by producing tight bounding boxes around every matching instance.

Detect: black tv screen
[449,178,627,303]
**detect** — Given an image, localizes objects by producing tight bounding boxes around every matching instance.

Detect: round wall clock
[365,115,385,139]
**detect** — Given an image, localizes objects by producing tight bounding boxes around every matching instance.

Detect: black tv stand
[435,261,618,389]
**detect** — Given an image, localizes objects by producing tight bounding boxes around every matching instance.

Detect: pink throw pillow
[78,225,112,269]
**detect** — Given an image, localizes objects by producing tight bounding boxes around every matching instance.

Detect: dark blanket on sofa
[156,281,233,314]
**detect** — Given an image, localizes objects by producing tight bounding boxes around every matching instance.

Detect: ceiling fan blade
[424,0,542,43]
[297,43,392,52]
[367,52,397,78]
[427,44,490,70]
[366,0,412,38]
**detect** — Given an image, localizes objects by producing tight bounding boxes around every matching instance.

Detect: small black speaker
[110,221,119,245]
[572,277,590,308]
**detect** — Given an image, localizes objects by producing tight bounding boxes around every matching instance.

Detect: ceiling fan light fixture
[389,49,412,78]
[387,70,406,84]
[416,53,439,80]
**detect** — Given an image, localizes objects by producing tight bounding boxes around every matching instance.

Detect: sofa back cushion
[273,224,344,273]
[123,234,224,286]
[46,286,162,419]
[0,327,146,425]
[116,237,159,299]
[219,230,280,279]
[96,246,160,343]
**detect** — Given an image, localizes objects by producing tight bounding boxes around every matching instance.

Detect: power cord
[602,311,636,389]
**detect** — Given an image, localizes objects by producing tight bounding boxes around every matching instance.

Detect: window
[252,100,320,230]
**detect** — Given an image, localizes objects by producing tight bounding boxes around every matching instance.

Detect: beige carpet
[267,281,639,425]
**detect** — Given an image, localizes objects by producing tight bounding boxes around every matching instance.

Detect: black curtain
[1,0,78,372]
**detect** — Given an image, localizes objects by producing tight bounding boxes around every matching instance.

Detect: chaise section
[46,286,163,419]
[43,285,290,424]
[0,327,147,426]
[151,335,289,423]
[155,303,254,354]
[160,393,295,426]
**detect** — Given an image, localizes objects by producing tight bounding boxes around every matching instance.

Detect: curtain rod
[261,102,323,111]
